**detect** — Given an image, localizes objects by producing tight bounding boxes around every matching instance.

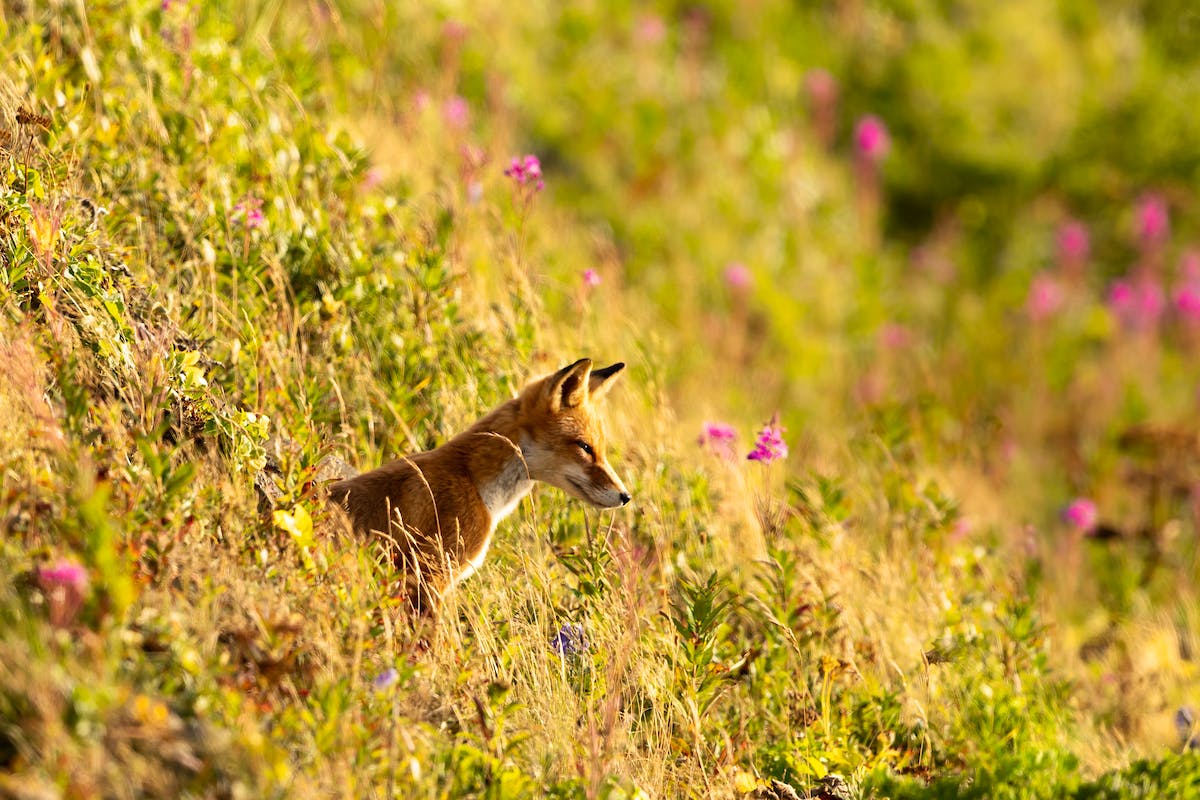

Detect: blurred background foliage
[2,0,1199,797]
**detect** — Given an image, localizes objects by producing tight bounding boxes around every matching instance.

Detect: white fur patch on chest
[452,450,532,589]
[477,453,534,524]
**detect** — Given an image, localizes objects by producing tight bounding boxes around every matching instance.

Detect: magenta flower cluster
[1027,274,1065,321]
[582,268,601,289]
[724,262,752,291]
[1109,279,1166,331]
[1137,194,1169,244]
[698,421,738,460]
[1062,498,1098,533]
[1175,253,1200,327]
[443,96,470,130]
[37,558,89,628]
[699,417,788,464]
[504,154,544,192]
[231,196,264,229]
[854,115,890,163]
[747,417,789,464]
[1057,220,1090,267]
[1027,195,1200,335]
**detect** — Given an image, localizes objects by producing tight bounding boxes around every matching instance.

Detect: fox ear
[587,362,625,401]
[547,358,592,410]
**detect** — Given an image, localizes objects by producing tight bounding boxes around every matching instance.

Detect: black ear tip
[593,361,626,378]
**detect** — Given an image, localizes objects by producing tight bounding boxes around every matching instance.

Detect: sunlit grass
[1,1,1198,798]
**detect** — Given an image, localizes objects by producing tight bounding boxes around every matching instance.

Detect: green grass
[2,1,1199,797]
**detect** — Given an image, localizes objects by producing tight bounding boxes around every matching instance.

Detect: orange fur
[328,358,630,615]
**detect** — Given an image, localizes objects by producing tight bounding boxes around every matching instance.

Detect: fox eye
[574,440,595,459]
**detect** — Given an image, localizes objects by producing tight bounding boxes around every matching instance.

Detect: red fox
[328,358,630,615]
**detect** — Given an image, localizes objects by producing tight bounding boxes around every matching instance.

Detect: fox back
[328,358,630,614]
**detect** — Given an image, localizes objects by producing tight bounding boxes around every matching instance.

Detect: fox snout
[592,474,632,509]
[563,464,631,509]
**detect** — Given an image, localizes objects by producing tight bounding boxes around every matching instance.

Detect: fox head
[518,358,631,509]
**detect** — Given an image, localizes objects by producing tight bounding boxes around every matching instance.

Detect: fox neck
[458,398,535,528]
[476,452,534,524]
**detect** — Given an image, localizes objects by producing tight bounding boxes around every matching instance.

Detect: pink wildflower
[724,262,752,291]
[412,89,432,112]
[582,268,601,288]
[1056,220,1090,270]
[1175,286,1200,325]
[853,115,890,163]
[1062,498,1098,533]
[698,422,738,460]
[1137,194,1169,245]
[231,196,264,229]
[879,323,912,350]
[442,19,468,42]
[805,69,839,146]
[504,154,545,192]
[1109,278,1165,331]
[360,167,383,191]
[1181,251,1200,284]
[636,15,667,44]
[1027,273,1065,321]
[443,96,470,130]
[37,559,89,628]
[949,517,974,542]
[805,68,838,105]
[747,415,788,464]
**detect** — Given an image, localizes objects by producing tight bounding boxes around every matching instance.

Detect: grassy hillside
[2,1,1199,797]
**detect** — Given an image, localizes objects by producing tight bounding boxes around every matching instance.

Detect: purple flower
[373,667,399,691]
[442,96,470,130]
[231,196,264,229]
[504,154,545,192]
[747,414,788,464]
[1137,194,1169,245]
[698,421,738,460]
[582,268,601,288]
[37,559,88,628]
[551,623,588,657]
[1027,273,1065,321]
[1062,498,1098,533]
[1177,707,1198,750]
[1056,220,1090,269]
[853,115,889,163]
[723,262,752,291]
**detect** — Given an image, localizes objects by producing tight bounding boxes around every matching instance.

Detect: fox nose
[618,492,631,506]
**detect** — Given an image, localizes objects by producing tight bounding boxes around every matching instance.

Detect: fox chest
[453,457,532,585]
